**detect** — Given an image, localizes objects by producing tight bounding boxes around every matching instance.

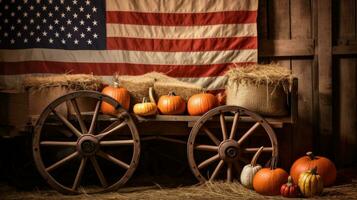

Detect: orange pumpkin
[290,152,336,187]
[187,92,218,116]
[101,82,130,114]
[253,163,289,196]
[157,92,186,115]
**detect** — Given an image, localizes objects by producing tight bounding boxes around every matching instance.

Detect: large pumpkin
[101,82,130,114]
[253,159,289,196]
[240,146,264,189]
[298,167,324,197]
[187,92,218,116]
[290,152,336,186]
[157,92,186,115]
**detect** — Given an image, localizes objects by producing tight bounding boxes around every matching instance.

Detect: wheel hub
[218,139,240,162]
[77,135,99,156]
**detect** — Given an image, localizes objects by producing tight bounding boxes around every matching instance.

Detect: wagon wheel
[187,105,278,182]
[32,91,140,194]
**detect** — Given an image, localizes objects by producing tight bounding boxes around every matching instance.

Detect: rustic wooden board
[290,0,314,160]
[336,0,357,166]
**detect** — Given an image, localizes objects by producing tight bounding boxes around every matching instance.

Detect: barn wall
[258,0,357,167]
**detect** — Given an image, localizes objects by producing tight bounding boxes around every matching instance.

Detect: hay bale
[154,81,203,101]
[23,74,102,116]
[225,64,293,116]
[115,72,203,103]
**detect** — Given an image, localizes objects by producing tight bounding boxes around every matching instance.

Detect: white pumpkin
[240,146,264,189]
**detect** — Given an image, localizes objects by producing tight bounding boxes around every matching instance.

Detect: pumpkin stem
[269,156,278,170]
[287,176,293,186]
[168,91,176,96]
[310,166,318,175]
[250,146,264,166]
[142,97,149,103]
[148,87,156,105]
[113,81,120,88]
[306,152,315,160]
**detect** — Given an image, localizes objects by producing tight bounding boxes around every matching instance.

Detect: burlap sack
[225,64,292,116]
[226,82,288,116]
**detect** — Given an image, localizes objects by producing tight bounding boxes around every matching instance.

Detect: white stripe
[1,75,227,91]
[106,0,258,13]
[0,49,257,65]
[107,23,257,39]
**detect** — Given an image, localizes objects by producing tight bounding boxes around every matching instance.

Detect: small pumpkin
[187,92,218,116]
[280,176,300,198]
[157,92,186,115]
[240,146,264,189]
[253,158,289,196]
[290,152,336,186]
[298,167,324,197]
[133,97,157,116]
[216,91,226,106]
[101,82,130,114]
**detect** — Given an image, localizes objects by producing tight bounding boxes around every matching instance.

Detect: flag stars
[42,31,47,36]
[86,14,91,19]
[61,13,65,18]
[74,39,79,44]
[49,12,53,17]
[55,32,59,37]
[17,5,22,10]
[66,6,71,11]
[80,20,85,25]
[48,0,53,4]
[36,25,40,30]
[54,19,59,24]
[49,38,53,43]
[30,31,34,36]
[79,7,84,12]
[36,37,41,42]
[60,26,65,31]
[92,20,97,26]
[4,18,8,23]
[36,0,41,4]
[61,39,66,44]
[11,12,15,17]
[4,5,9,10]
[80,33,85,38]
[30,19,34,24]
[4,32,8,37]
[87,39,92,45]
[24,38,28,43]
[73,0,78,5]
[42,6,47,11]
[54,6,59,11]
[73,13,78,18]
[67,33,72,38]
[49,25,53,30]
[93,33,98,38]
[23,12,28,17]
[85,0,90,5]
[10,39,15,44]
[92,7,97,12]
[67,19,72,25]
[30,5,34,10]
[24,25,28,30]
[36,12,41,17]
[60,0,64,4]
[17,32,21,37]
[73,26,78,31]
[10,26,15,30]
[86,27,91,32]
[17,19,22,24]
[42,19,47,23]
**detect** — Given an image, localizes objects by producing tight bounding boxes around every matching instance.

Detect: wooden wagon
[0,79,297,194]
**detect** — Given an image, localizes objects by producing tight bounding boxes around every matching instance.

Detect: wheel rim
[187,105,278,183]
[33,91,140,194]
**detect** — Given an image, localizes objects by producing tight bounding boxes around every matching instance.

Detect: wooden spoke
[194,144,218,152]
[227,163,233,182]
[40,141,77,146]
[220,113,227,140]
[100,140,134,146]
[88,100,102,134]
[70,99,87,134]
[202,126,221,146]
[244,147,273,153]
[237,122,260,145]
[46,152,79,172]
[96,121,127,140]
[97,151,130,169]
[100,120,122,133]
[198,154,220,170]
[90,156,108,187]
[209,160,224,181]
[72,157,87,190]
[52,109,82,138]
[229,112,239,139]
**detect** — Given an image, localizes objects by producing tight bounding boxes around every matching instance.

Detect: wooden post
[316,0,333,156]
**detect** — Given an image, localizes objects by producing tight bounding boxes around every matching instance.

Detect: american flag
[0,0,258,90]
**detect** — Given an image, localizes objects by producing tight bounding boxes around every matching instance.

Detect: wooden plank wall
[258,0,357,167]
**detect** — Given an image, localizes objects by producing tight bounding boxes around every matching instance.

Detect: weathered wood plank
[316,0,333,157]
[333,45,357,55]
[259,39,314,57]
[337,0,357,166]
[290,0,314,160]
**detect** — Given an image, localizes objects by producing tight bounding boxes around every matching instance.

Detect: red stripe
[0,62,255,76]
[106,11,257,25]
[107,37,257,51]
